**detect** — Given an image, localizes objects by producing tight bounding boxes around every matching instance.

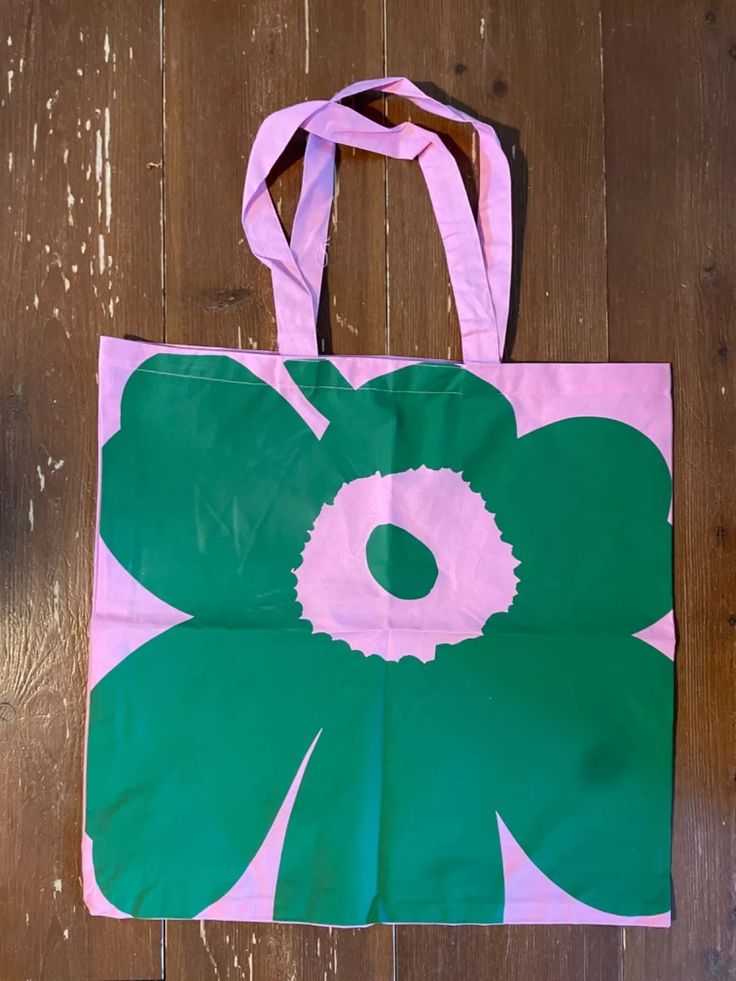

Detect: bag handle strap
[242,97,503,362]
[291,78,512,359]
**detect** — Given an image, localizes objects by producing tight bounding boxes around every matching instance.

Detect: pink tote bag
[84,78,674,926]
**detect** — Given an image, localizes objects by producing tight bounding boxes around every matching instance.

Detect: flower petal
[275,656,505,924]
[274,655,387,924]
[101,354,338,622]
[487,417,672,634]
[86,620,350,918]
[441,632,673,916]
[285,361,517,492]
[379,657,506,923]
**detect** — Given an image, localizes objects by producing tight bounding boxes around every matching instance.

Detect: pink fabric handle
[242,88,509,362]
[293,78,512,360]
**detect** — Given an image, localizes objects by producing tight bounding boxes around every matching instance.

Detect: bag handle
[292,78,512,359]
[242,96,505,362]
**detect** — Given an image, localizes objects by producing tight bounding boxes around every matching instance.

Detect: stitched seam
[133,367,462,396]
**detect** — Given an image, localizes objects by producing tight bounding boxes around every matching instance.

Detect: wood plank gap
[382,0,390,356]
[597,4,610,363]
[160,0,167,344]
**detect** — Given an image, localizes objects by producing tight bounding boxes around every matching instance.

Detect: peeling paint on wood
[0,2,164,979]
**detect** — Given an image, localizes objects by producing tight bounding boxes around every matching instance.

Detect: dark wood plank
[383,3,620,978]
[0,1,164,979]
[163,0,387,357]
[167,923,394,981]
[383,0,610,365]
[162,1,392,976]
[396,926,622,981]
[602,2,736,979]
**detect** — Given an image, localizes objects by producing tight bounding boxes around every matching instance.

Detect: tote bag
[84,78,674,927]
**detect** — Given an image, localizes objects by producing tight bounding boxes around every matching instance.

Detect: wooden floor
[1,0,735,978]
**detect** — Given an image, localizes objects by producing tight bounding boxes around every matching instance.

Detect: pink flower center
[294,467,519,663]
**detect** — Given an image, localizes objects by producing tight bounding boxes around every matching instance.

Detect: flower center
[365,523,439,600]
[294,466,520,663]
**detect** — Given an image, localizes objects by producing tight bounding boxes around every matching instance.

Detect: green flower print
[87,353,673,923]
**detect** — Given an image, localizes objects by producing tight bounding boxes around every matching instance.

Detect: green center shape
[365,523,439,600]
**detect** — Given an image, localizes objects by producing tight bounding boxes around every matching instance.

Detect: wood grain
[163,0,387,356]
[162,0,392,976]
[166,922,393,981]
[602,1,736,978]
[395,926,623,981]
[383,0,609,365]
[0,1,163,979]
